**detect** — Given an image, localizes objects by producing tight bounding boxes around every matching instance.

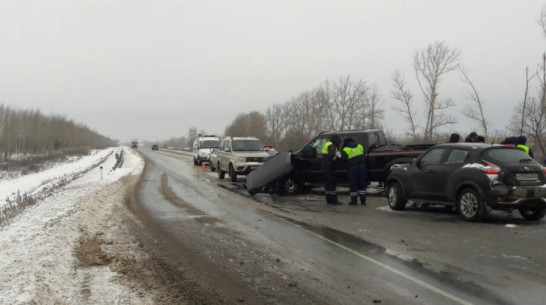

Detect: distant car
[215,136,270,182]
[385,143,546,221]
[151,144,159,151]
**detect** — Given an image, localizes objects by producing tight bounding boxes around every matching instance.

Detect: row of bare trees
[223,76,385,151]
[0,104,115,159]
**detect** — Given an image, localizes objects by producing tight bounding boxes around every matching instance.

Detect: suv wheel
[457,188,487,221]
[209,161,216,172]
[518,206,546,221]
[229,164,237,182]
[386,182,407,210]
[278,176,300,195]
[218,162,225,179]
[193,157,198,165]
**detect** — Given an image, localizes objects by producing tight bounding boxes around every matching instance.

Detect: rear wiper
[519,159,533,163]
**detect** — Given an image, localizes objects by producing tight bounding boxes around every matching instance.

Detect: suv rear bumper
[486,185,546,207]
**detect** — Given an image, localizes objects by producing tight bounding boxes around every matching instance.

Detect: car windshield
[481,147,533,164]
[232,140,263,151]
[200,140,219,149]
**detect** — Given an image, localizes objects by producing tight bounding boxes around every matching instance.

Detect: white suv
[216,137,269,182]
[193,135,220,165]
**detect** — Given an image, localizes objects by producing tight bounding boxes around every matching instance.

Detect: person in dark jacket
[464,132,477,142]
[340,137,367,206]
[448,133,461,143]
[321,135,341,205]
[476,135,485,143]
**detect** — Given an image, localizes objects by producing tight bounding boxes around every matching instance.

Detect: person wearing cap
[516,135,534,158]
[448,133,461,143]
[321,135,341,205]
[464,132,478,143]
[341,137,367,206]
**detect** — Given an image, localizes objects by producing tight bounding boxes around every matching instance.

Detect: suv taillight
[542,167,546,174]
[481,160,501,174]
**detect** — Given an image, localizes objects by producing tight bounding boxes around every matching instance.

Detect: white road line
[303,228,473,305]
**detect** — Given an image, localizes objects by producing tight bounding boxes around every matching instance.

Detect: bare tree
[327,76,370,130]
[391,70,418,140]
[459,67,489,138]
[540,4,546,37]
[413,41,460,140]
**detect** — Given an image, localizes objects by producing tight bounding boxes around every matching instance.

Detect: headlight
[236,157,246,162]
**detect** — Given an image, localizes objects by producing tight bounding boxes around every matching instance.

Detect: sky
[1,0,545,143]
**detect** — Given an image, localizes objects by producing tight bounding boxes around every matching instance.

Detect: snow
[0,148,114,208]
[0,147,146,304]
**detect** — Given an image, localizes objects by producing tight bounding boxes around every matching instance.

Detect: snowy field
[0,147,149,304]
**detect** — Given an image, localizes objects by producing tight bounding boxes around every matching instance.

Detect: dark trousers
[348,163,367,204]
[322,161,337,203]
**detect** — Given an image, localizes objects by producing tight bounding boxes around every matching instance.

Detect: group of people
[449,132,536,159]
[321,135,367,206]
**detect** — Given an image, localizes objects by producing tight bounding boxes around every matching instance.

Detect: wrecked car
[246,129,433,194]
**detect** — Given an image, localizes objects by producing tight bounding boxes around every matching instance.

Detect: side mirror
[417,160,428,170]
[410,158,417,165]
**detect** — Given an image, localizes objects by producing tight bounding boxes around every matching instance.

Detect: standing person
[464,132,477,142]
[476,135,485,143]
[516,135,534,158]
[321,135,341,205]
[341,137,367,206]
[448,133,461,143]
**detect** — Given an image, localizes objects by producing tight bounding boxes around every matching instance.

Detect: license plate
[516,173,538,181]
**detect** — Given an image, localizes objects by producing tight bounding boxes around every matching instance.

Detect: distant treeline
[0,104,115,158]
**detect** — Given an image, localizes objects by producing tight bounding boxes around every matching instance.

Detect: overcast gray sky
[1,0,545,142]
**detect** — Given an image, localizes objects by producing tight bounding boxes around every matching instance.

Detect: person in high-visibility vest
[341,137,367,206]
[321,135,341,205]
[516,135,534,158]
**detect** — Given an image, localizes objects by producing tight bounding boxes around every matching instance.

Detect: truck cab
[292,129,387,185]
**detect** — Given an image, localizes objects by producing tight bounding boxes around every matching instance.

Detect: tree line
[0,104,115,158]
[218,10,546,160]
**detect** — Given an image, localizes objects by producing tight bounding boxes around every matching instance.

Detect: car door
[294,136,330,184]
[436,148,470,201]
[410,147,449,200]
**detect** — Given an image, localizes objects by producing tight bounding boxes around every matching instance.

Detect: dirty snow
[0,147,146,304]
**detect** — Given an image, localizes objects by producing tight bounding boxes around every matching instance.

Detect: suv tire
[218,162,225,179]
[229,164,237,182]
[193,157,198,165]
[457,188,487,221]
[209,161,216,172]
[386,182,407,210]
[518,206,546,221]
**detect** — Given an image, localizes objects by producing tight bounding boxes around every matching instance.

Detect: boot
[350,196,357,206]
[331,194,342,205]
[360,195,366,206]
[325,194,332,205]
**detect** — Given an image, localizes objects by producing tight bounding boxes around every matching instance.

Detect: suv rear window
[232,140,263,151]
[481,147,532,164]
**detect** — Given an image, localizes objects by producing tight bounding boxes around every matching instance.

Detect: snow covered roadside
[0,147,155,304]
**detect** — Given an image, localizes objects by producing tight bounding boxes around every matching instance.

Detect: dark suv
[385,143,546,221]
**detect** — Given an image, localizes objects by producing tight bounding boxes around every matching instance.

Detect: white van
[192,135,220,165]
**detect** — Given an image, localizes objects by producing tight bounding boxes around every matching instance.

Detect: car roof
[431,143,522,151]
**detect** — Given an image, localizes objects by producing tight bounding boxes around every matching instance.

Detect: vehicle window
[311,137,330,153]
[482,148,533,164]
[199,140,219,148]
[420,148,447,165]
[232,140,264,151]
[446,149,468,164]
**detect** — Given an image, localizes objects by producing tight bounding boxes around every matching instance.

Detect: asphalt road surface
[133,148,546,305]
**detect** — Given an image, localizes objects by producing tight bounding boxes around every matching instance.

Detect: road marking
[303,228,473,305]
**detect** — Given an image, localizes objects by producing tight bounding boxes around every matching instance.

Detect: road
[132,148,546,305]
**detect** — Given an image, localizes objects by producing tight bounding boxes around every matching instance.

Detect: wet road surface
[135,148,546,304]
